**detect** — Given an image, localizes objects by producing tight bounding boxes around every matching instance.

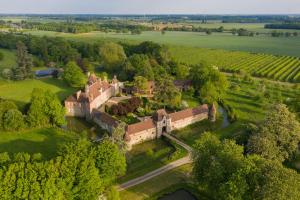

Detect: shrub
[3,109,25,131]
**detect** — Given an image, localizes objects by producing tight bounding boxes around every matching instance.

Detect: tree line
[265,23,300,30]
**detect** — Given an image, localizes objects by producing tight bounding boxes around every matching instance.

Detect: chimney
[76,90,81,100]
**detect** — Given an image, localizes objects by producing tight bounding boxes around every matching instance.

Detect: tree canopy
[193,132,300,200]
[100,42,126,72]
[190,63,228,104]
[63,61,87,88]
[247,104,300,162]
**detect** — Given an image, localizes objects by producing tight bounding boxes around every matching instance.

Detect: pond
[64,117,107,140]
[159,189,197,200]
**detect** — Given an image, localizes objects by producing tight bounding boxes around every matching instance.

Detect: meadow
[24,30,300,57]
[0,128,78,160]
[0,78,76,109]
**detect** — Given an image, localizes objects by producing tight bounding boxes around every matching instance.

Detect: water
[218,107,230,128]
[65,117,106,140]
[159,189,197,200]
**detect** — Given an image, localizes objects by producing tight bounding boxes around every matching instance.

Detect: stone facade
[65,74,122,119]
[125,104,212,149]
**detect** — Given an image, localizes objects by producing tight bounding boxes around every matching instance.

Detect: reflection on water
[65,117,107,140]
[159,189,197,200]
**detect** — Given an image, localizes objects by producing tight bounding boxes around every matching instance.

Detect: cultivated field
[170,46,300,83]
[24,30,300,57]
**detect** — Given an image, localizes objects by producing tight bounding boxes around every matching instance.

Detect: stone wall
[65,102,86,117]
[127,128,157,147]
[171,113,208,130]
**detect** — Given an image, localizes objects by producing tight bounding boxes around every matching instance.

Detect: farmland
[23,30,300,57]
[170,46,300,83]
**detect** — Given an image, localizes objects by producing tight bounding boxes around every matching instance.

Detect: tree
[192,132,300,200]
[154,74,181,108]
[0,100,18,130]
[27,88,65,127]
[111,122,127,150]
[63,61,86,87]
[133,76,148,94]
[247,104,300,162]
[13,41,32,80]
[190,63,228,103]
[124,54,154,80]
[100,42,126,72]
[174,63,189,80]
[95,140,126,185]
[3,109,25,131]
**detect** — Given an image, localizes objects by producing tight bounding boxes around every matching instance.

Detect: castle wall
[65,102,85,117]
[127,128,157,147]
[89,88,113,113]
[171,113,208,130]
[93,116,114,133]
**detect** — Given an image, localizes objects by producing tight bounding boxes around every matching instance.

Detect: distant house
[35,69,59,78]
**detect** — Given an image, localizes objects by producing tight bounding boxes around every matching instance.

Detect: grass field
[24,30,300,57]
[0,48,17,70]
[0,128,78,160]
[0,78,76,109]
[118,138,187,184]
[119,164,193,200]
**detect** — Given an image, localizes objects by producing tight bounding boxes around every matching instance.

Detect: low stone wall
[171,113,208,130]
[127,128,157,148]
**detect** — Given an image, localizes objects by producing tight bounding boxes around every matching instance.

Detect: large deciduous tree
[154,74,181,109]
[247,104,300,162]
[3,109,25,131]
[100,42,126,72]
[190,63,228,104]
[27,88,65,128]
[63,61,86,88]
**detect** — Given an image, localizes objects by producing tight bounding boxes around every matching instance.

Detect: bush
[1,68,13,80]
[3,109,25,131]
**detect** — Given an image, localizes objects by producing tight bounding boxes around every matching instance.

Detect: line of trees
[0,138,126,199]
[265,23,300,30]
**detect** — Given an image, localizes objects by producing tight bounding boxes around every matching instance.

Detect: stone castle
[65,74,216,149]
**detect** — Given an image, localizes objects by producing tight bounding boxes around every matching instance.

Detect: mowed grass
[119,164,193,200]
[118,139,187,184]
[0,128,78,160]
[0,48,17,70]
[0,78,76,108]
[24,30,300,57]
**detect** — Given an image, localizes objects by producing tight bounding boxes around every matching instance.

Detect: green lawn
[0,128,78,160]
[119,164,194,200]
[0,78,76,109]
[24,30,300,57]
[0,48,17,70]
[118,138,187,184]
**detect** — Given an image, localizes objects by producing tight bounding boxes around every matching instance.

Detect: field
[0,78,76,109]
[118,138,187,183]
[24,30,300,57]
[0,48,17,70]
[0,128,78,160]
[170,46,300,83]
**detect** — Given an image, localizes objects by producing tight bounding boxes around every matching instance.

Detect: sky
[0,0,300,14]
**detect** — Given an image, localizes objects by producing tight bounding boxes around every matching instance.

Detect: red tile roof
[126,119,156,135]
[169,104,209,122]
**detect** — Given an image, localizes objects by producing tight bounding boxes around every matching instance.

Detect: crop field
[170,46,300,83]
[23,30,300,57]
